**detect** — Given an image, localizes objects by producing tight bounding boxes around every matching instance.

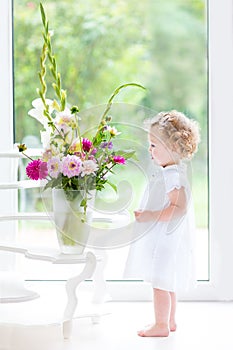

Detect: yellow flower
[69,139,81,153]
[17,143,27,152]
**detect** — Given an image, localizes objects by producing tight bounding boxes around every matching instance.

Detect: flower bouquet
[18,3,145,253]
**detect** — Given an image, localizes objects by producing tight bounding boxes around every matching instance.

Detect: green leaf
[52,83,60,97]
[51,110,57,119]
[107,181,117,193]
[43,181,53,191]
[42,33,48,45]
[40,3,46,27]
[80,199,87,207]
[43,176,62,191]
[57,73,61,89]
[52,100,60,111]
[114,149,136,160]
[53,134,64,140]
[61,90,67,111]
[46,22,49,35]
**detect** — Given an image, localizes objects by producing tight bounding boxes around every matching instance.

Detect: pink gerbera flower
[62,155,82,178]
[82,138,93,152]
[113,155,126,165]
[26,159,48,180]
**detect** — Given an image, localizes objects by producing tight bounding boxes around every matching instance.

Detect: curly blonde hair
[148,110,200,159]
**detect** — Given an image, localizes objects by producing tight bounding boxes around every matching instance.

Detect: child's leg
[138,288,170,337]
[169,291,177,331]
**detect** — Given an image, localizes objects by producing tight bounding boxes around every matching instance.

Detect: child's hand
[134,210,154,222]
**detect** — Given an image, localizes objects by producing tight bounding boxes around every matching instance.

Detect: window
[2,0,221,299]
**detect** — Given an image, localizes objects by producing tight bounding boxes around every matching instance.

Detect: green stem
[83,176,88,218]
[39,3,67,111]
[100,162,116,179]
[93,83,145,144]
[101,83,145,121]
[74,112,83,153]
[22,152,34,162]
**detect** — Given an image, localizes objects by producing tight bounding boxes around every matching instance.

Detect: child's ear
[171,146,180,159]
[171,144,178,153]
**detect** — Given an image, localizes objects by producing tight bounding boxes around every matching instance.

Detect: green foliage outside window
[14,0,207,227]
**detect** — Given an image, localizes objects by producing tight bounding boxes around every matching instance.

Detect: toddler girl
[124,110,200,337]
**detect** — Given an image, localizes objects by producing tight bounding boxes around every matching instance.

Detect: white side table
[0,244,107,339]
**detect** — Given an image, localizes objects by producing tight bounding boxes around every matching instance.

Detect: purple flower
[113,155,126,165]
[73,151,85,159]
[62,155,82,178]
[26,159,48,180]
[88,155,96,161]
[47,157,62,179]
[100,141,113,149]
[91,148,97,155]
[82,138,92,152]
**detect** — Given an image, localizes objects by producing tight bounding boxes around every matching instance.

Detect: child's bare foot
[169,321,177,332]
[137,323,169,337]
[144,322,177,332]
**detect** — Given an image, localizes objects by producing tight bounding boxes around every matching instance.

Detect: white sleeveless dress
[124,162,196,293]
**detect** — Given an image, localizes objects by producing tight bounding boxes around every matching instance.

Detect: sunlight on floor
[0,282,232,350]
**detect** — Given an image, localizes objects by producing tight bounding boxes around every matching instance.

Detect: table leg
[62,252,97,339]
[92,249,109,304]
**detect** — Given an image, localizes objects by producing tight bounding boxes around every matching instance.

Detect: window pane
[14,0,208,280]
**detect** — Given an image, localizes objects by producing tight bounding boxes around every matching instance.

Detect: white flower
[40,129,51,149]
[106,125,121,136]
[81,160,98,177]
[55,109,78,131]
[28,98,53,127]
[55,108,73,124]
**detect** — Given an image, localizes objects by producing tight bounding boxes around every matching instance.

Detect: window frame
[1,0,14,149]
[2,0,232,300]
[0,0,17,269]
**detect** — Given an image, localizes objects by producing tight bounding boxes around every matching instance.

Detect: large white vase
[52,189,94,254]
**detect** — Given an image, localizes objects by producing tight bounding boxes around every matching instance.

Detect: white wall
[207,0,233,300]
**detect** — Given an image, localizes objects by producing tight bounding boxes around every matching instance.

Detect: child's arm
[134,187,187,222]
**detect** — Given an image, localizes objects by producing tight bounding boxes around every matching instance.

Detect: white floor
[0,282,233,350]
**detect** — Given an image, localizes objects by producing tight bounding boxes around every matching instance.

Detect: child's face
[148,132,177,167]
